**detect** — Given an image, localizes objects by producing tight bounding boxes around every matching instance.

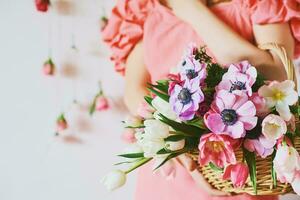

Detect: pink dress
[102,0,300,200]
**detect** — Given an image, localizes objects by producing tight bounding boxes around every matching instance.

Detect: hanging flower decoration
[35,0,50,12]
[100,16,108,31]
[43,58,55,76]
[89,82,109,115]
[56,113,68,135]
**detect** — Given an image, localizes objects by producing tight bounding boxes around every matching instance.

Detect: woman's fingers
[177,154,197,171]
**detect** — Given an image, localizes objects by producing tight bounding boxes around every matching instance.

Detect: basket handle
[258,43,298,91]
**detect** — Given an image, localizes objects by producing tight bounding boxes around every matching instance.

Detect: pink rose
[198,133,236,168]
[223,163,249,188]
[95,96,109,111]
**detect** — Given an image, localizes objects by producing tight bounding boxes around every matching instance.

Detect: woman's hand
[176,154,231,197]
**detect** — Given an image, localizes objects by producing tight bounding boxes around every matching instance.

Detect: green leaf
[205,63,227,88]
[286,131,295,146]
[144,96,153,106]
[147,87,169,102]
[290,105,298,115]
[186,118,207,129]
[114,159,142,166]
[245,118,263,139]
[164,134,186,142]
[147,80,169,94]
[209,162,223,172]
[153,152,183,170]
[252,72,265,92]
[271,150,277,188]
[118,153,144,159]
[125,125,145,129]
[89,101,96,115]
[125,158,152,174]
[158,114,205,137]
[243,149,257,194]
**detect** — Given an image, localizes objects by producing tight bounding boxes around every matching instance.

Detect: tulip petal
[206,113,225,133]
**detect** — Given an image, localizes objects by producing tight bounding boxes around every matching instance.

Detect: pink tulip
[249,93,270,117]
[56,114,68,133]
[223,163,249,188]
[204,90,257,139]
[198,133,236,168]
[95,96,109,111]
[137,101,155,119]
[244,136,275,158]
[43,58,55,76]
[121,129,137,144]
[274,145,300,183]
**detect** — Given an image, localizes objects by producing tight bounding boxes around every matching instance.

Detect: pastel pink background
[0,0,299,200]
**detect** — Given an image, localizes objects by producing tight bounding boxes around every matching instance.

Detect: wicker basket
[190,43,300,195]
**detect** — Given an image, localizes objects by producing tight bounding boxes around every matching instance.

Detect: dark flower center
[178,88,192,105]
[221,109,238,126]
[186,69,199,79]
[230,81,246,92]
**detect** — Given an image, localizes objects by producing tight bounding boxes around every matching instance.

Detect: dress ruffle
[102,0,155,75]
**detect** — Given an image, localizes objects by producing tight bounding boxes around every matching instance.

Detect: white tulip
[102,170,126,191]
[152,96,177,120]
[124,115,142,127]
[142,139,166,158]
[138,119,171,158]
[262,114,287,140]
[144,119,170,140]
[165,139,185,151]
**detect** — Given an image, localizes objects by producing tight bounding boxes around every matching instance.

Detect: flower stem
[125,158,152,174]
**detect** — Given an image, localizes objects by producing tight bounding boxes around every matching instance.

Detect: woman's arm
[166,0,295,81]
[124,42,151,114]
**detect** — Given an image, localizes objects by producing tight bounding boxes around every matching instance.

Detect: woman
[102,0,300,199]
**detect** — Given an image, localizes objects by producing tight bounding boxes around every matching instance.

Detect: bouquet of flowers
[102,43,300,195]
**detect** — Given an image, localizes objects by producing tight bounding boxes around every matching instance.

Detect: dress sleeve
[101,0,154,75]
[251,0,300,59]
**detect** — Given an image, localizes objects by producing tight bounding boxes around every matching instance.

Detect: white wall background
[0,1,299,200]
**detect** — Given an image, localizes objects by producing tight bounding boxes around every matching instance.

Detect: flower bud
[95,96,109,111]
[102,170,126,191]
[165,140,185,151]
